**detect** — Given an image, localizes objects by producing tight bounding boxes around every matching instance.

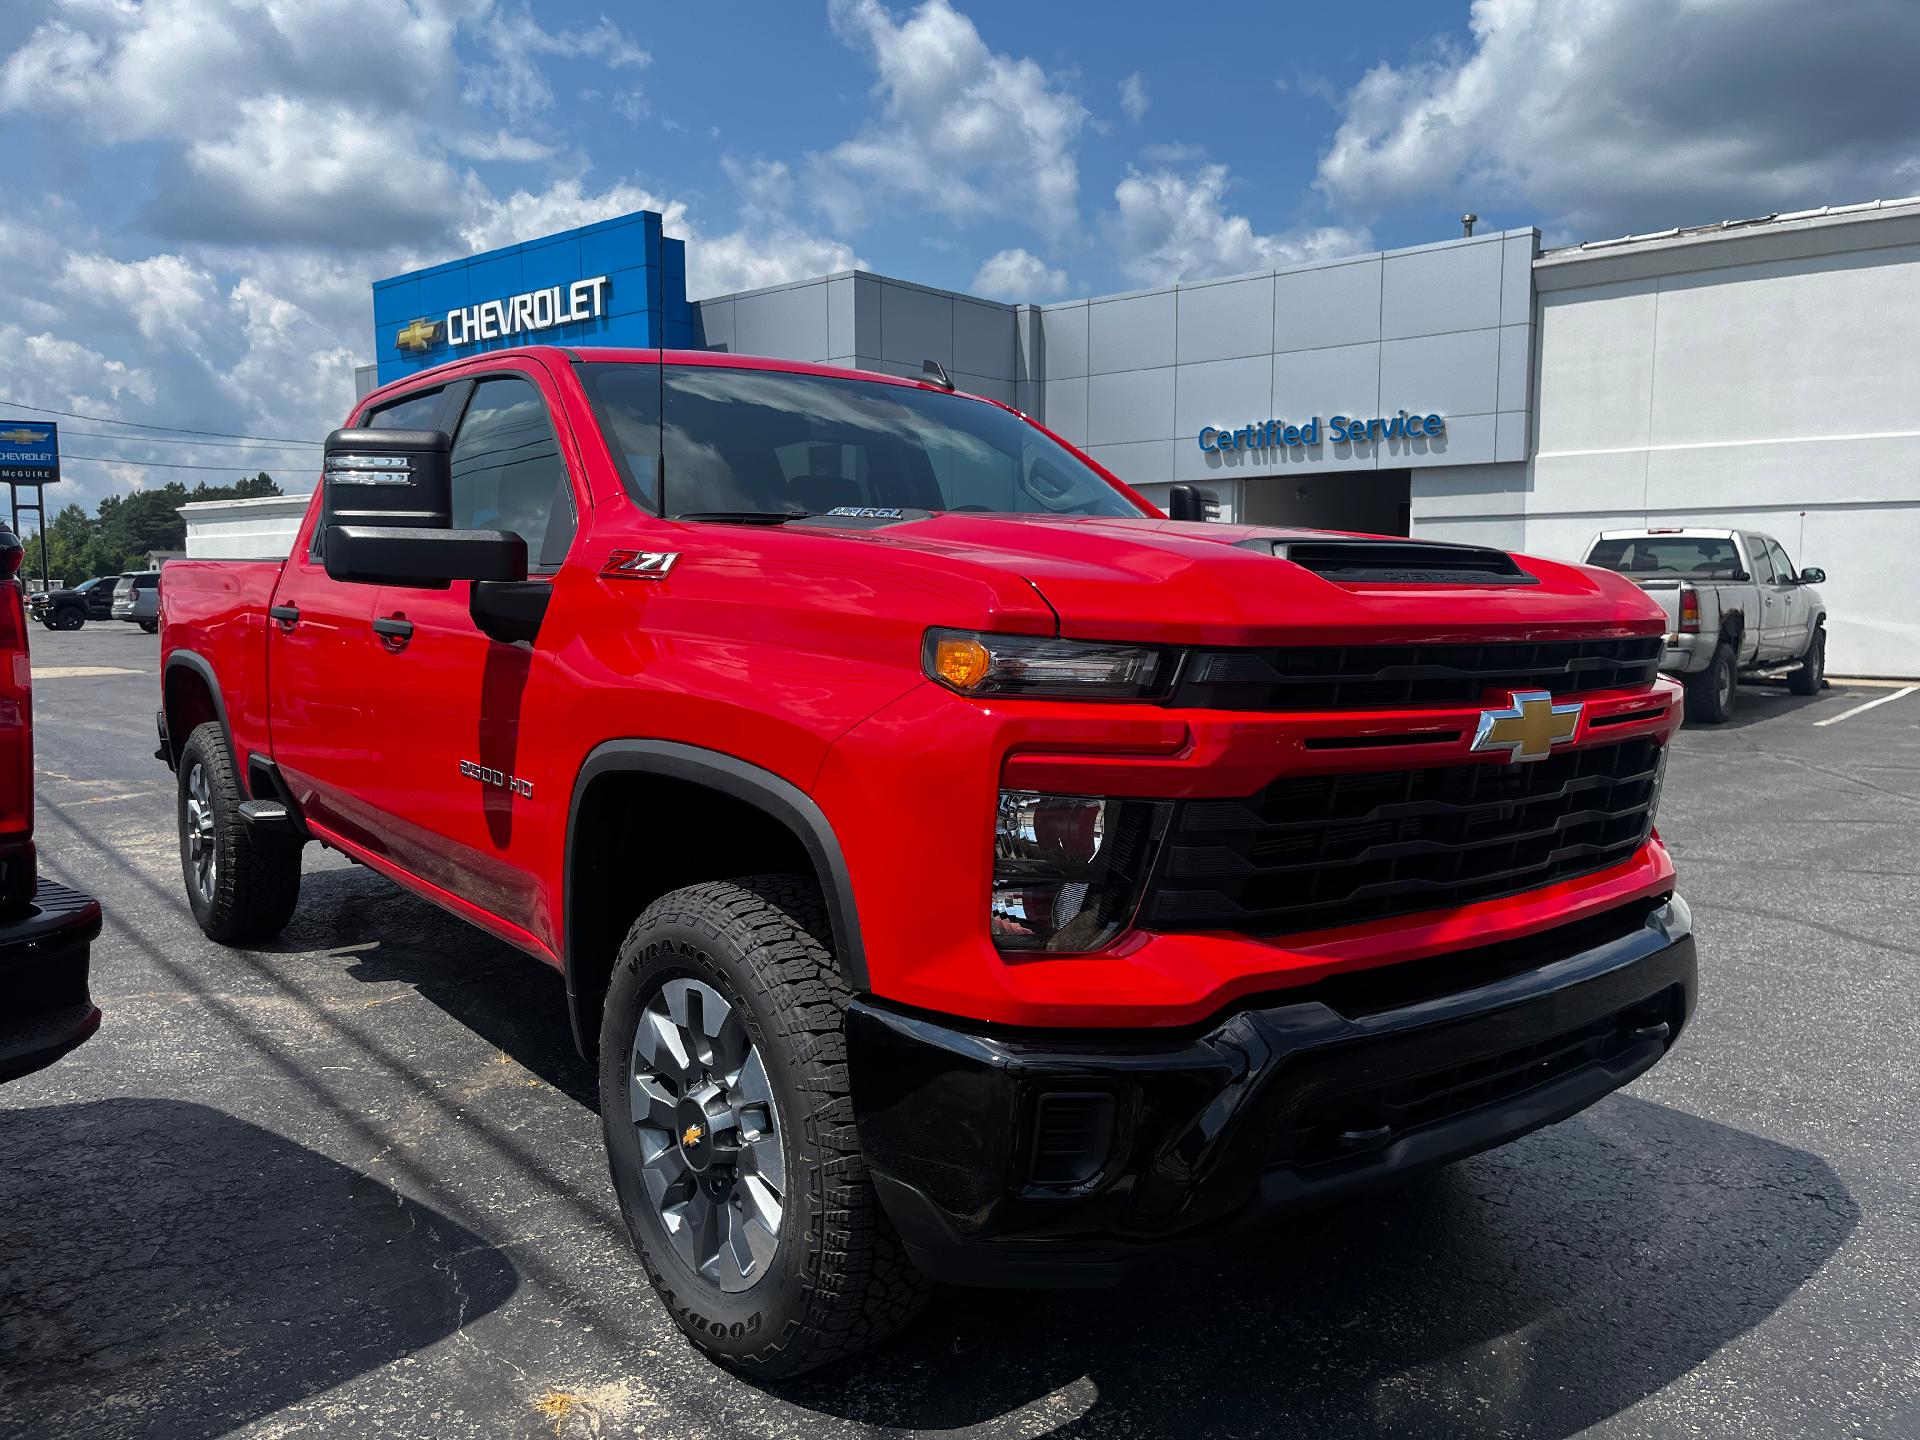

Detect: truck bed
[159,559,284,766]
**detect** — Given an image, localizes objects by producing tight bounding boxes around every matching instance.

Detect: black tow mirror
[321,428,453,532]
[1799,566,1826,585]
[323,526,527,590]
[1167,483,1220,522]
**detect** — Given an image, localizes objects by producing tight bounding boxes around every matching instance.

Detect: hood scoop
[1245,536,1537,586]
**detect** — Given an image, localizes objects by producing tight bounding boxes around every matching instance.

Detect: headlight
[991,790,1168,952]
[924,628,1178,700]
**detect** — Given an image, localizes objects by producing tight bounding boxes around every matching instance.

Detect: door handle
[372,616,414,644]
[268,604,300,625]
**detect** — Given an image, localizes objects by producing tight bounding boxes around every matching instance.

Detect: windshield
[1586,535,1744,580]
[579,362,1146,521]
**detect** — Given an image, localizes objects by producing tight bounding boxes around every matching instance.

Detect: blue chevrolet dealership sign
[372,209,696,387]
[0,420,58,485]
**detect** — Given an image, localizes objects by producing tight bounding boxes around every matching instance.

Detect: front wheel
[139,619,158,634]
[599,876,927,1377]
[1788,626,1825,696]
[176,721,303,942]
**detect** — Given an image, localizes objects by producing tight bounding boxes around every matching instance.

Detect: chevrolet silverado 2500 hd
[1583,528,1828,723]
[157,346,1695,1376]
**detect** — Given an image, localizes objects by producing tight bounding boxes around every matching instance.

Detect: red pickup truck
[158,346,1695,1376]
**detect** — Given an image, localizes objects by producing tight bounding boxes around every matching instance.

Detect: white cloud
[817,0,1087,235]
[1109,164,1370,286]
[465,4,650,122]
[1119,72,1148,124]
[970,247,1066,301]
[1317,0,1920,240]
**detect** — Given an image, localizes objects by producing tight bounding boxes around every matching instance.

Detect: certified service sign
[0,421,58,485]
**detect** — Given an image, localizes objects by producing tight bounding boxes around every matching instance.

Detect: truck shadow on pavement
[1699,683,1833,731]
[779,1099,1855,1438]
[0,1098,518,1440]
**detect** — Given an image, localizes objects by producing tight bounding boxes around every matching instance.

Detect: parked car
[111,570,160,632]
[29,575,118,631]
[159,344,1695,1376]
[0,523,105,1083]
[1582,528,1827,723]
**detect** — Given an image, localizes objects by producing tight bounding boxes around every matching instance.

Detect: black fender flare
[563,740,869,1046]
[161,650,233,770]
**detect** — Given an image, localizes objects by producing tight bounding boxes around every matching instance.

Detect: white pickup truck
[1582,528,1828,723]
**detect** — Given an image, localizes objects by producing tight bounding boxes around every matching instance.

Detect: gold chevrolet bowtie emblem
[0,427,48,444]
[1471,689,1583,764]
[395,317,441,352]
[681,1123,704,1148]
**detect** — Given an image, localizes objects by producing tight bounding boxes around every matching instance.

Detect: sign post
[0,420,59,590]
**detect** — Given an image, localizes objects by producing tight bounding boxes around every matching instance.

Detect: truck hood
[811,512,1668,647]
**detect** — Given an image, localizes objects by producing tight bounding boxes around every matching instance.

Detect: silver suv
[111,571,160,633]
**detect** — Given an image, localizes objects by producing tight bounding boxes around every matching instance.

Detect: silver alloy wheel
[629,977,785,1293]
[1717,654,1735,709]
[185,761,217,902]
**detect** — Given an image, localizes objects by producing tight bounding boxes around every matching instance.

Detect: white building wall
[1425,203,1920,679]
[179,494,312,559]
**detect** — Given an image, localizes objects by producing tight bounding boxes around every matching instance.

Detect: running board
[237,799,301,834]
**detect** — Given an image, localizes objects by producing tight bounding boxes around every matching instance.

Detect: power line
[60,453,308,473]
[0,397,322,446]
[55,429,320,452]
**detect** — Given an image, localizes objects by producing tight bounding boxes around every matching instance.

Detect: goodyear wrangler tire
[176,721,302,943]
[599,875,928,1377]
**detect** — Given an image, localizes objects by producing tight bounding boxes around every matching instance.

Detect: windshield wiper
[672,510,815,525]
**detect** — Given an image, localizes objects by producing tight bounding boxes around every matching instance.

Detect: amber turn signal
[930,635,993,690]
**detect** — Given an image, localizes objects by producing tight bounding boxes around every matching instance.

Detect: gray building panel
[852,273,883,358]
[1086,439,1175,487]
[827,276,857,361]
[1378,327,1502,422]
[877,280,954,368]
[1398,409,1496,468]
[1043,376,1089,444]
[1270,342,1380,424]
[1088,290,1176,374]
[1088,366,1176,446]
[1497,323,1533,415]
[1500,232,1536,327]
[734,280,829,362]
[954,371,1015,405]
[1174,354,1273,440]
[1041,301,1089,380]
[1274,257,1382,352]
[692,296,734,352]
[1381,237,1503,340]
[1495,409,1530,463]
[1175,274,1275,364]
[954,298,1017,380]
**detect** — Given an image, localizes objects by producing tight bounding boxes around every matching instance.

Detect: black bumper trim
[848,896,1695,1287]
[0,880,105,1084]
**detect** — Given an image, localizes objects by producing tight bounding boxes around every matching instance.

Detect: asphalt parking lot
[2,623,1917,1439]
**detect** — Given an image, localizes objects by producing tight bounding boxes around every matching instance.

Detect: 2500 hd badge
[459,759,533,798]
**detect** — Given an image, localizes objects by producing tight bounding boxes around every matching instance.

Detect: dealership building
[309,196,1920,675]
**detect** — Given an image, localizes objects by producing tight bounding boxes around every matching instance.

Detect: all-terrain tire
[176,720,302,943]
[1684,642,1737,724]
[599,875,929,1378]
[1788,625,1826,696]
[54,608,84,631]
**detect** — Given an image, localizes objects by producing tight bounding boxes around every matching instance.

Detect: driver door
[360,365,581,945]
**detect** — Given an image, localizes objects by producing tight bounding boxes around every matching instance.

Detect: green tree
[24,471,284,579]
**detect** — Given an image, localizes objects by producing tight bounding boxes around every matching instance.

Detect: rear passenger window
[448,376,576,571]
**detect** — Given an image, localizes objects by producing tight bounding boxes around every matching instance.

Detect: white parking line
[32,665,147,679]
[1813,685,1917,727]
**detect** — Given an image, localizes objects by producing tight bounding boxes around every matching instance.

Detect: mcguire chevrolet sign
[0,421,58,484]
[1198,410,1446,452]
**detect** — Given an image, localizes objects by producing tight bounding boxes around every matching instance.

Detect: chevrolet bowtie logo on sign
[0,427,48,445]
[1471,690,1584,764]
[395,317,442,353]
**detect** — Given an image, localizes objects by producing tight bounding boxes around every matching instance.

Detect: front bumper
[0,880,105,1084]
[849,895,1695,1287]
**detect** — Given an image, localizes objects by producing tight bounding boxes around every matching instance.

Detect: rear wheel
[176,721,302,942]
[1684,642,1737,724]
[1788,626,1825,696]
[599,875,927,1377]
[139,618,158,634]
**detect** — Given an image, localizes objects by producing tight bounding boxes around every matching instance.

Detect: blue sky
[3,0,1919,515]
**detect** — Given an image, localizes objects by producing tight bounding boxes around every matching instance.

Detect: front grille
[1141,737,1661,937]
[1172,636,1663,711]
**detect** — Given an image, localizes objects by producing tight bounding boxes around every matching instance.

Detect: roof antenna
[1461,212,1478,237]
[921,358,955,391]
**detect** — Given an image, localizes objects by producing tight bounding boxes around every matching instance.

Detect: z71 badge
[459,760,533,798]
[601,550,679,580]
